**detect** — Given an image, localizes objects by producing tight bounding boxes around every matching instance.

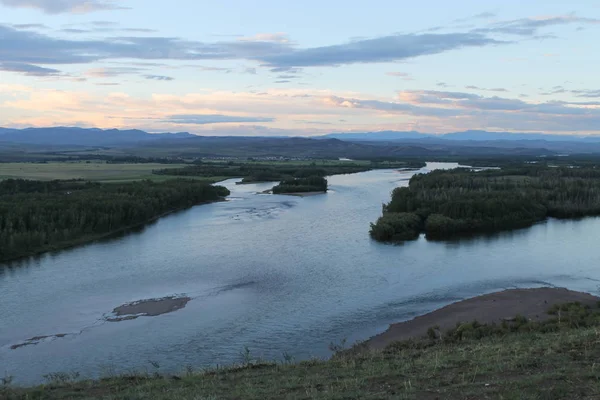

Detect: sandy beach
[366,287,600,350]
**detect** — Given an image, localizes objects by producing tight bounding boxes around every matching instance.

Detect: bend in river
[2,162,600,384]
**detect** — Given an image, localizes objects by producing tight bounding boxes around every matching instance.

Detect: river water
[2,162,600,384]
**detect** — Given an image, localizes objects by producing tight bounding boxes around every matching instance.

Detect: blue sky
[0,0,599,135]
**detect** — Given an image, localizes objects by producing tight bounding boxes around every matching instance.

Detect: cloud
[122,28,157,33]
[3,85,600,134]
[90,20,118,27]
[260,33,507,68]
[397,90,534,111]
[324,90,600,132]
[61,28,90,34]
[465,85,508,92]
[0,62,60,76]
[274,80,291,84]
[197,66,232,73]
[473,12,497,19]
[165,114,275,125]
[18,29,501,72]
[145,75,174,81]
[540,87,567,95]
[539,87,600,98]
[294,120,333,125]
[1,25,508,76]
[572,89,600,98]
[475,15,600,36]
[85,67,145,77]
[453,11,497,23]
[0,11,596,80]
[239,33,290,43]
[0,0,128,14]
[386,72,410,77]
[12,23,48,29]
[324,95,460,117]
[269,67,302,73]
[386,71,414,81]
[328,90,600,118]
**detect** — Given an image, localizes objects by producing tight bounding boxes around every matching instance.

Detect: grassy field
[0,162,226,183]
[5,326,600,399]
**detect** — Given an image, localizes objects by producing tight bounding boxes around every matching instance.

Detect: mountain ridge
[0,126,194,146]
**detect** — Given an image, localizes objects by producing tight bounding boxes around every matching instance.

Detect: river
[2,162,600,384]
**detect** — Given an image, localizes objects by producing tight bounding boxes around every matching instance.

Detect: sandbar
[366,287,600,350]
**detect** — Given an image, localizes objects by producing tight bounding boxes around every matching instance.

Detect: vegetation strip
[153,159,424,182]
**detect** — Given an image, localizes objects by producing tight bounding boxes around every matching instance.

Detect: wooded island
[371,166,600,241]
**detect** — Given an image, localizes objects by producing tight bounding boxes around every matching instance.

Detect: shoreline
[278,191,326,197]
[259,189,327,196]
[365,287,600,350]
[0,197,227,265]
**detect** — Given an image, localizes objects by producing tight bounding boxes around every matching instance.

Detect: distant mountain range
[2,127,600,147]
[0,127,193,146]
[3,126,600,158]
[322,130,600,142]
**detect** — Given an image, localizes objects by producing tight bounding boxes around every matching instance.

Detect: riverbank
[366,287,600,349]
[7,287,600,399]
[281,191,326,197]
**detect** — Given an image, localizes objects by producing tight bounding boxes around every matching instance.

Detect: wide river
[2,162,600,384]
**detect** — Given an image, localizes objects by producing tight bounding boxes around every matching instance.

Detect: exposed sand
[10,334,68,350]
[11,296,192,349]
[106,296,191,322]
[366,287,600,350]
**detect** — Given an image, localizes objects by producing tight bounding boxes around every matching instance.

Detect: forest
[272,176,328,194]
[370,166,600,242]
[0,179,230,262]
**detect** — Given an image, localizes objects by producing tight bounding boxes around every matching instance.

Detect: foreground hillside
[6,294,600,399]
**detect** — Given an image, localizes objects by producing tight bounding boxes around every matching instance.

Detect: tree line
[153,161,371,182]
[0,179,229,263]
[370,166,600,242]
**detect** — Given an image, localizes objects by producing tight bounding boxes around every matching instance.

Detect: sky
[0,0,599,136]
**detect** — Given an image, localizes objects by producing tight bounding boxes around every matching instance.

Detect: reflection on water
[2,163,600,384]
